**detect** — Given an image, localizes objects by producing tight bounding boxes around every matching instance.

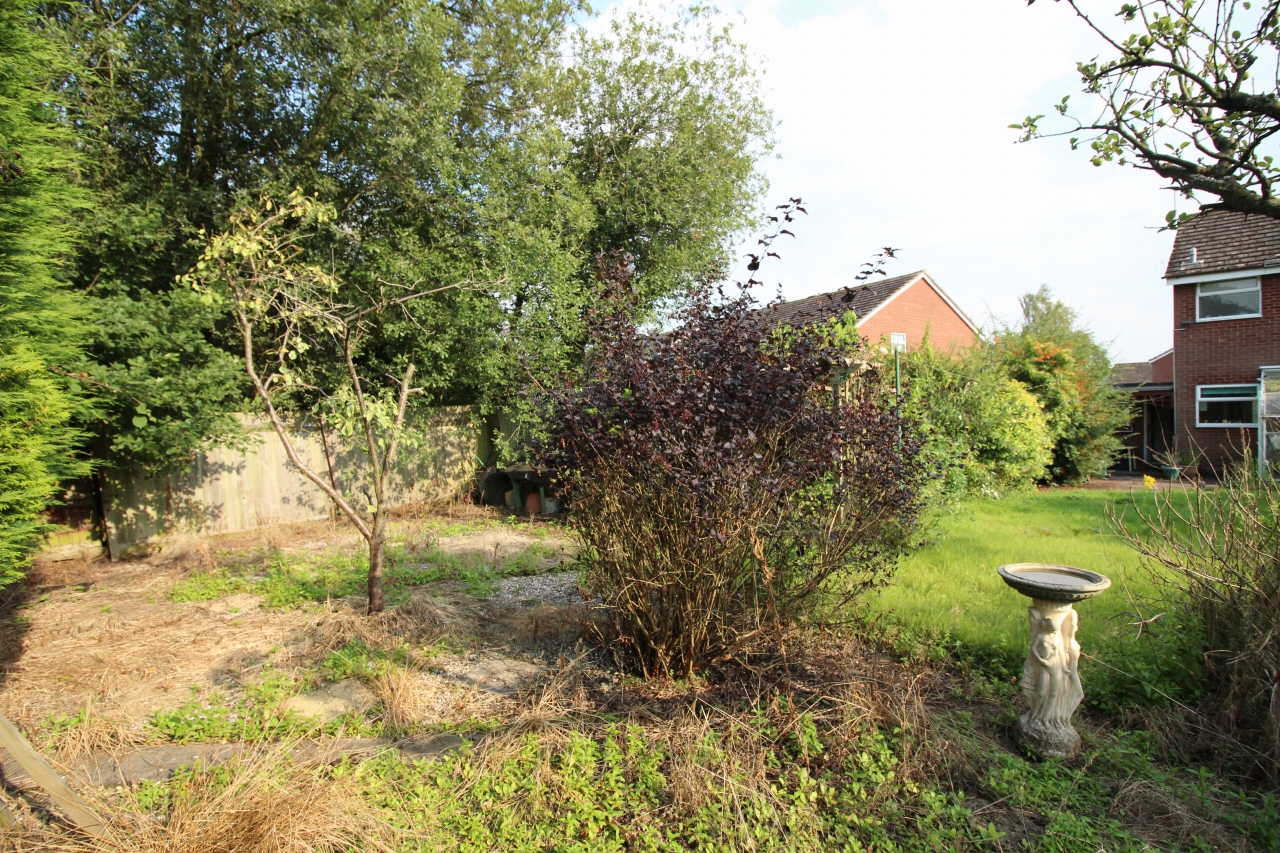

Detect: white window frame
[1196,277,1262,322]
[1196,383,1259,428]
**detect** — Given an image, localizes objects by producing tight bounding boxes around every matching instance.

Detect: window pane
[1199,399,1257,425]
[1200,279,1257,295]
[1199,385,1257,398]
[1200,289,1261,318]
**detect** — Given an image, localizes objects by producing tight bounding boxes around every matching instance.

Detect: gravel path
[492,570,583,605]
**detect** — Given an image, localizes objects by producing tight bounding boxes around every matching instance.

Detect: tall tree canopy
[46,0,773,474]
[0,0,86,582]
[1020,0,1280,224]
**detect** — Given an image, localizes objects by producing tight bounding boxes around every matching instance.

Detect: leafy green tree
[52,0,581,473]
[1019,0,1280,224]
[897,343,1054,501]
[991,287,1131,484]
[0,0,87,581]
[557,7,773,300]
[53,0,773,475]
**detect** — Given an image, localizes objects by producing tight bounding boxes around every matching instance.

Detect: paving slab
[0,734,470,788]
[282,678,377,721]
[454,659,542,696]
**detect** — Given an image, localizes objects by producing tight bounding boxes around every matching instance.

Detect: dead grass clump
[35,704,147,764]
[660,710,784,819]
[1111,778,1253,853]
[6,749,394,853]
[311,592,455,653]
[369,664,424,731]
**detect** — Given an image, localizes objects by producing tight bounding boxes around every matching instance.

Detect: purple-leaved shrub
[536,252,928,676]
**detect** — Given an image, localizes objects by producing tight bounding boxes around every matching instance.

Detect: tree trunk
[367,533,385,614]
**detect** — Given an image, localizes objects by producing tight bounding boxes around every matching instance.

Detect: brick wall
[858,279,977,351]
[1151,350,1174,383]
[1172,274,1280,471]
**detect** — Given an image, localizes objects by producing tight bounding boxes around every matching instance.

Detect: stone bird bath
[997,563,1111,759]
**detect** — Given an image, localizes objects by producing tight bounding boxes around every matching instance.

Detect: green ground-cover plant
[537,241,928,677]
[321,639,414,684]
[171,538,558,607]
[867,489,1206,712]
[351,721,991,852]
[148,668,379,744]
[962,720,1280,853]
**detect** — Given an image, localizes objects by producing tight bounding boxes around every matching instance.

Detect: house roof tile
[1165,211,1280,278]
[763,271,922,329]
[1112,361,1153,387]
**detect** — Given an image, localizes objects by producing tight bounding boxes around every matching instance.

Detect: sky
[598,0,1182,362]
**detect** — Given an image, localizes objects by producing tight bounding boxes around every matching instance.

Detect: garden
[2,0,1280,848]
[2,254,1278,852]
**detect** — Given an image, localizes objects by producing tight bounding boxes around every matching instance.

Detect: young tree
[0,0,87,582]
[1020,0,1280,224]
[183,192,457,614]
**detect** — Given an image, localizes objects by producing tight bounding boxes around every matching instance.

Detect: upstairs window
[1197,278,1261,321]
[1197,384,1258,428]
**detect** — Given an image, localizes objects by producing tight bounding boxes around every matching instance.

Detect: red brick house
[765,270,979,351]
[1116,211,1280,473]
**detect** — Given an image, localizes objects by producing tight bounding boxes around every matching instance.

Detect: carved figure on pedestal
[1018,602,1083,758]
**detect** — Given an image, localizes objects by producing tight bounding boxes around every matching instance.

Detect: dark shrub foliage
[536,256,928,677]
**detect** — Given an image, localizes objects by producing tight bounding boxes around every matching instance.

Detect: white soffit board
[1165,266,1272,284]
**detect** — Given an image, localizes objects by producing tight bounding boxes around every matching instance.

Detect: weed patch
[169,539,559,609]
[147,669,380,743]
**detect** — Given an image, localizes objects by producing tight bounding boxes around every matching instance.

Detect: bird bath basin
[998,564,1111,602]
[997,563,1111,760]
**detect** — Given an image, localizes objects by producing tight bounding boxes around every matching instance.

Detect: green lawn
[870,488,1192,703]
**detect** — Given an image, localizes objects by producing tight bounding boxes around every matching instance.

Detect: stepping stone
[204,593,263,615]
[1,734,470,788]
[283,679,377,722]
[455,659,542,696]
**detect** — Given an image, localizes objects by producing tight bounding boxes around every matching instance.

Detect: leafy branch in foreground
[181,191,461,614]
[1021,0,1280,224]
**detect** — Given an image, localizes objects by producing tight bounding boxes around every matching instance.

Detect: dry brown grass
[31,703,148,764]
[1,747,395,853]
[1111,778,1254,852]
[309,593,454,654]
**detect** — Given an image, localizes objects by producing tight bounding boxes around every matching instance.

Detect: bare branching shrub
[1111,463,1280,767]
[536,244,928,677]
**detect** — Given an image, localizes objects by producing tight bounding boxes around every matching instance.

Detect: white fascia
[1165,266,1275,285]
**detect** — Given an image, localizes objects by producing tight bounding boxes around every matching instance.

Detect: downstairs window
[1197,384,1258,428]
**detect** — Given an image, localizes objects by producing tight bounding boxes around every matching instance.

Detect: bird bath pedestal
[997,564,1111,760]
